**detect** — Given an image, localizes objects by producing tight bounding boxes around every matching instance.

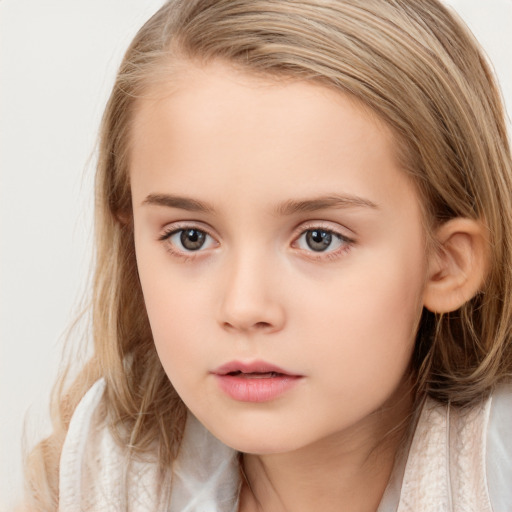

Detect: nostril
[255,322,272,329]
[222,320,273,332]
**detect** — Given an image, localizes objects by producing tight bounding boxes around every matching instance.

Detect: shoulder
[397,384,512,511]
[59,379,164,512]
[58,379,240,512]
[447,384,512,511]
[486,383,512,510]
[59,379,107,510]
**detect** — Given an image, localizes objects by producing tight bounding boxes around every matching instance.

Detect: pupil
[306,230,332,251]
[181,229,206,250]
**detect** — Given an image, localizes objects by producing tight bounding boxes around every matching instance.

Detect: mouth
[223,370,284,379]
[213,360,299,378]
[212,360,302,402]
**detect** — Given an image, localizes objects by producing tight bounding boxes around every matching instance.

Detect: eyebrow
[142,193,379,215]
[274,195,379,215]
[142,193,214,213]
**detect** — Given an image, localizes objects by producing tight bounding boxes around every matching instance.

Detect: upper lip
[212,360,299,376]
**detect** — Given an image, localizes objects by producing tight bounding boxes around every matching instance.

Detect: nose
[217,251,286,334]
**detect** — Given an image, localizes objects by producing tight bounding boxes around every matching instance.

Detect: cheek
[134,240,211,372]
[141,276,208,351]
[300,245,426,392]
[139,275,214,408]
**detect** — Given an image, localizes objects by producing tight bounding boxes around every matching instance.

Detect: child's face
[130,61,428,454]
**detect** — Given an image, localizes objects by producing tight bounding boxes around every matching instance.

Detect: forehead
[131,60,393,144]
[129,60,418,218]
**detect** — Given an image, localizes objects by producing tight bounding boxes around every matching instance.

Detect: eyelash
[293,223,354,261]
[158,222,355,262]
[157,224,216,262]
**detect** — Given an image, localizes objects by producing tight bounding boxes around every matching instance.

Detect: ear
[423,218,489,313]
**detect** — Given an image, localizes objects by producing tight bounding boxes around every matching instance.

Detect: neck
[238,382,414,512]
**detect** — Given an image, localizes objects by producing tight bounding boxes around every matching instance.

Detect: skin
[130,61,431,512]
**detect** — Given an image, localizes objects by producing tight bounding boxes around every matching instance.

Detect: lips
[214,360,295,377]
[212,360,302,402]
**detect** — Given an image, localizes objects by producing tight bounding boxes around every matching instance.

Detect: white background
[1,1,511,509]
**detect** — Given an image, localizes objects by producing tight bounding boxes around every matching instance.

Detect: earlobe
[423,218,489,313]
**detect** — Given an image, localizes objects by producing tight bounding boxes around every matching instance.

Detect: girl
[25,0,512,511]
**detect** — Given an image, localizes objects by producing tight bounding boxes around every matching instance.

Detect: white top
[59,379,512,511]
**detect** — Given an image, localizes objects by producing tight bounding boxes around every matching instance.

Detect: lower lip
[214,373,302,402]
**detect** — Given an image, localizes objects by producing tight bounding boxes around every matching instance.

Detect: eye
[295,228,350,253]
[160,227,216,253]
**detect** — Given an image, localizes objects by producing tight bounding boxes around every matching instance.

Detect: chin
[226,438,299,455]
[209,423,307,455]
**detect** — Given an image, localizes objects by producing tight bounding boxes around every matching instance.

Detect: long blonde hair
[26,0,512,509]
